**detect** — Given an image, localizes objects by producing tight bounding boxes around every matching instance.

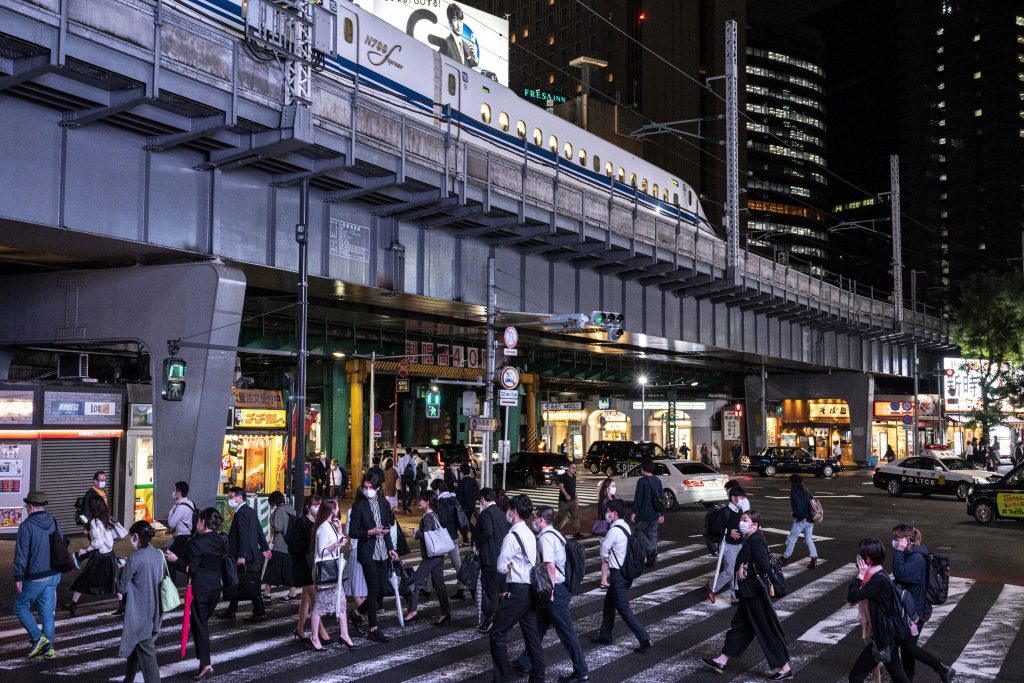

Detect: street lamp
[638,375,648,442]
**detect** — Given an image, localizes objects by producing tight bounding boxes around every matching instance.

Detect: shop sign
[766,416,779,446]
[631,401,706,411]
[544,410,584,422]
[542,402,582,411]
[231,388,283,409]
[723,410,742,441]
[943,358,1014,413]
[43,391,121,425]
[397,379,410,393]
[808,402,850,421]
[234,409,287,429]
[0,443,31,531]
[0,391,34,424]
[597,397,611,410]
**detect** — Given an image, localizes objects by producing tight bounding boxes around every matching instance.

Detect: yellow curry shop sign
[233,409,287,429]
[997,492,1024,518]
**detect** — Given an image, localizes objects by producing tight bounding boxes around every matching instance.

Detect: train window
[630,173,637,188]
[605,161,612,177]
[652,183,659,198]
[533,128,543,146]
[564,142,573,160]
[688,189,695,206]
[448,74,456,96]
[617,167,625,182]
[641,178,648,193]
[481,104,491,124]
[343,18,353,44]
[673,193,679,206]
[662,188,669,202]
[499,112,509,132]
[579,149,587,166]
[517,120,526,140]
[549,135,558,154]
[592,155,600,172]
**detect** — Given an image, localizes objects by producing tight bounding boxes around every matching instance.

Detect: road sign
[373,413,382,431]
[499,388,519,407]
[499,389,518,400]
[373,431,382,438]
[499,366,520,390]
[469,416,497,432]
[396,378,410,393]
[503,347,518,356]
[503,326,518,349]
[398,358,410,378]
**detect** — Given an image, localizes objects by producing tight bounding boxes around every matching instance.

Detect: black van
[966,461,1024,524]
[582,441,668,477]
[493,452,571,488]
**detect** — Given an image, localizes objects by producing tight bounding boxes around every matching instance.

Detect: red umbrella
[180,581,194,658]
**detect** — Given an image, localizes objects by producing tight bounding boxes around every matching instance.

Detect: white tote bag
[422,512,456,557]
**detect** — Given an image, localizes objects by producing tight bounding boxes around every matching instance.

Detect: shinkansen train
[175,0,713,233]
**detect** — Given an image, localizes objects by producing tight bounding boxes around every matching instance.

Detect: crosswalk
[1,536,1021,682]
[504,475,604,508]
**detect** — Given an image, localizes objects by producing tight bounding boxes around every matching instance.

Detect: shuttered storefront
[39,439,115,533]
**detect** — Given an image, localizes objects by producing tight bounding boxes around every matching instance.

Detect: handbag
[511,531,552,607]
[590,519,610,537]
[423,512,456,557]
[112,520,129,541]
[314,527,342,587]
[160,554,182,612]
[457,553,481,588]
[871,640,892,663]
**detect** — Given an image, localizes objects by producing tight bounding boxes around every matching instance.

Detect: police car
[873,448,1002,500]
[966,461,1024,524]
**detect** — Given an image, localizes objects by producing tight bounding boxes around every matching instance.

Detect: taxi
[966,461,1024,524]
[872,448,1001,501]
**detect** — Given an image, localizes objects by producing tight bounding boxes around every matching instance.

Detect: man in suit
[219,486,271,622]
[310,453,328,498]
[473,487,510,632]
[439,3,478,68]
[348,472,399,642]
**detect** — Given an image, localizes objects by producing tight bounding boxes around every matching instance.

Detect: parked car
[492,452,571,489]
[741,446,843,478]
[613,459,730,510]
[966,461,1024,524]
[873,453,1001,500]
[583,441,669,477]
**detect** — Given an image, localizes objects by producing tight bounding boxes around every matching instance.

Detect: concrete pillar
[523,373,539,451]
[330,362,349,468]
[401,397,415,447]
[347,359,367,480]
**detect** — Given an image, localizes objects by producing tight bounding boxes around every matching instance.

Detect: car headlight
[972,477,986,484]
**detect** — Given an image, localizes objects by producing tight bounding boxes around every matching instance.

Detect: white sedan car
[613,459,731,510]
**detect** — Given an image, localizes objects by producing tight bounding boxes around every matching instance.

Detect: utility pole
[724,19,740,278]
[293,179,309,513]
[911,269,919,456]
[483,256,496,490]
[890,154,903,330]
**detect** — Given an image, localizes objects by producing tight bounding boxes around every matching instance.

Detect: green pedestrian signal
[425,385,441,418]
[425,404,441,419]
[161,356,187,401]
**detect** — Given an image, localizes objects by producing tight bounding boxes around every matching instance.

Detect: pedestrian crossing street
[1,535,1021,682]
[504,475,604,508]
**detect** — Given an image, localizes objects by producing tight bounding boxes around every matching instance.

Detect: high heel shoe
[292,629,307,641]
[338,636,354,650]
[309,639,324,652]
[433,614,451,627]
[403,611,419,623]
[192,665,215,680]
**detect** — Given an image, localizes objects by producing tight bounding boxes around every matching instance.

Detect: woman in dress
[343,506,368,624]
[402,491,452,625]
[166,508,228,681]
[64,496,118,615]
[116,521,165,683]
[310,498,354,651]
[702,510,793,680]
[291,494,320,640]
[261,491,296,601]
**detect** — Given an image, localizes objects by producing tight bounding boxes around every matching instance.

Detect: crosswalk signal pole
[483,256,496,490]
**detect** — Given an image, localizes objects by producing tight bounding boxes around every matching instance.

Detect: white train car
[171,0,713,233]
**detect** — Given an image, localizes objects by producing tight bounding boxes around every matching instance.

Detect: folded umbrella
[180,581,194,658]
[335,555,346,618]
[710,533,728,594]
[388,561,404,628]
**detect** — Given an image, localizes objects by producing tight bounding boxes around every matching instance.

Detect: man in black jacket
[456,464,480,546]
[219,487,271,621]
[473,487,510,632]
[706,486,748,605]
[349,472,399,642]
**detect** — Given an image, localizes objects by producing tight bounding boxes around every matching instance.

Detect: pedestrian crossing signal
[161,357,187,401]
[425,386,441,418]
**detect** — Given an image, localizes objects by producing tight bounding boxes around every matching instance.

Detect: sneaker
[27,636,50,658]
[42,648,57,661]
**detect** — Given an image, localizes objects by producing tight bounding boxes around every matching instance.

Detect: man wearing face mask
[78,471,107,527]
[218,487,271,622]
[707,486,749,605]
[348,473,400,642]
[594,499,652,652]
[474,487,510,633]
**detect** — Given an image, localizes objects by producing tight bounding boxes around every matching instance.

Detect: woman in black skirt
[702,510,794,680]
[64,497,118,615]
[292,494,321,640]
[261,491,297,601]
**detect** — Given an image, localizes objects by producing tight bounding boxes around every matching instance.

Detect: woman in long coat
[701,510,794,680]
[116,520,165,682]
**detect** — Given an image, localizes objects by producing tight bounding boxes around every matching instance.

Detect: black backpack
[924,552,950,605]
[545,531,586,595]
[614,525,647,581]
[404,460,415,480]
[285,517,306,555]
[703,504,729,555]
[49,523,75,574]
[760,551,787,600]
[512,531,553,606]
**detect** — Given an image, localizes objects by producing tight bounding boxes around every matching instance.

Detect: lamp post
[639,375,648,441]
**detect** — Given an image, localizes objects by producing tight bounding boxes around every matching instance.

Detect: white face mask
[227,497,241,510]
[605,512,614,523]
[363,487,377,499]
[608,485,617,496]
[130,535,139,550]
[892,540,901,550]
[97,481,106,490]
[309,505,320,516]
[739,498,750,513]
[531,519,542,533]
[506,511,515,524]
[739,521,751,534]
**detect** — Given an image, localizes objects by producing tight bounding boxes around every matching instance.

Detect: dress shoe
[700,656,724,674]
[589,637,612,645]
[558,675,590,683]
[433,613,451,626]
[62,601,77,616]
[348,609,364,626]
[245,614,267,623]
[767,669,794,680]
[705,581,716,604]
[477,616,494,633]
[452,590,468,600]
[367,629,390,643]
[633,639,653,653]
[808,557,818,569]
[779,556,792,566]
[192,665,215,681]
[939,665,957,683]
[508,662,529,677]
[216,610,237,620]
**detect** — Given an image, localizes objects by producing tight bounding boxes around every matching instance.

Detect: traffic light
[425,385,441,419]
[734,402,744,417]
[590,311,624,340]
[161,356,187,401]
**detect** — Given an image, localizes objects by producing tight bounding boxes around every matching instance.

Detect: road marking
[951,583,1024,679]
[760,527,833,542]
[917,576,974,646]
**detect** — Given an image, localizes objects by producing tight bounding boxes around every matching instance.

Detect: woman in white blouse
[310,498,354,651]
[64,497,119,615]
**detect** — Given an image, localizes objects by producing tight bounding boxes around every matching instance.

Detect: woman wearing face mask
[116,521,165,683]
[402,491,453,625]
[310,498,354,651]
[64,496,118,616]
[593,478,617,536]
[348,472,399,642]
[262,491,297,602]
[846,538,912,683]
[702,511,793,680]
[291,494,321,640]
[165,508,228,681]
[890,525,956,682]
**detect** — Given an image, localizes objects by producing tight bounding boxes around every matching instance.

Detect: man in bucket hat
[13,490,63,660]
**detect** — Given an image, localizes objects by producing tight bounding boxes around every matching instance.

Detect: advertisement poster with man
[355,0,509,85]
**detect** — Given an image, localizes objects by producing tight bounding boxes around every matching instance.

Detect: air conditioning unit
[57,353,89,379]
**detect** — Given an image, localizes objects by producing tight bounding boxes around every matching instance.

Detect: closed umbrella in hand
[180,581,194,658]
[388,561,404,629]
[335,555,346,618]
[710,533,727,592]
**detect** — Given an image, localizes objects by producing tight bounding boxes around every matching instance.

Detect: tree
[951,272,1024,442]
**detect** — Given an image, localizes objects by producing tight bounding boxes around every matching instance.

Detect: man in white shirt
[165,480,195,580]
[512,505,588,682]
[397,448,415,512]
[489,494,545,682]
[594,499,652,652]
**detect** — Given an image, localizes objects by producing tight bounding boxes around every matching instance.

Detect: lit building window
[975,109,983,117]
[974,71,982,79]
[522,26,529,38]
[548,34,555,46]
[607,73,614,83]
[979,243,986,250]
[973,33,980,42]
[937,64,945,72]
[511,33,516,44]
[547,74,555,85]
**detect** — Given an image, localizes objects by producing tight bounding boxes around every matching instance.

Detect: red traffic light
[733,402,743,415]
[638,11,647,22]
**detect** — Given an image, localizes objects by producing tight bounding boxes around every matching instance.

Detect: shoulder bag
[423,512,456,557]
[314,525,342,587]
[512,531,552,607]
[160,553,182,612]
